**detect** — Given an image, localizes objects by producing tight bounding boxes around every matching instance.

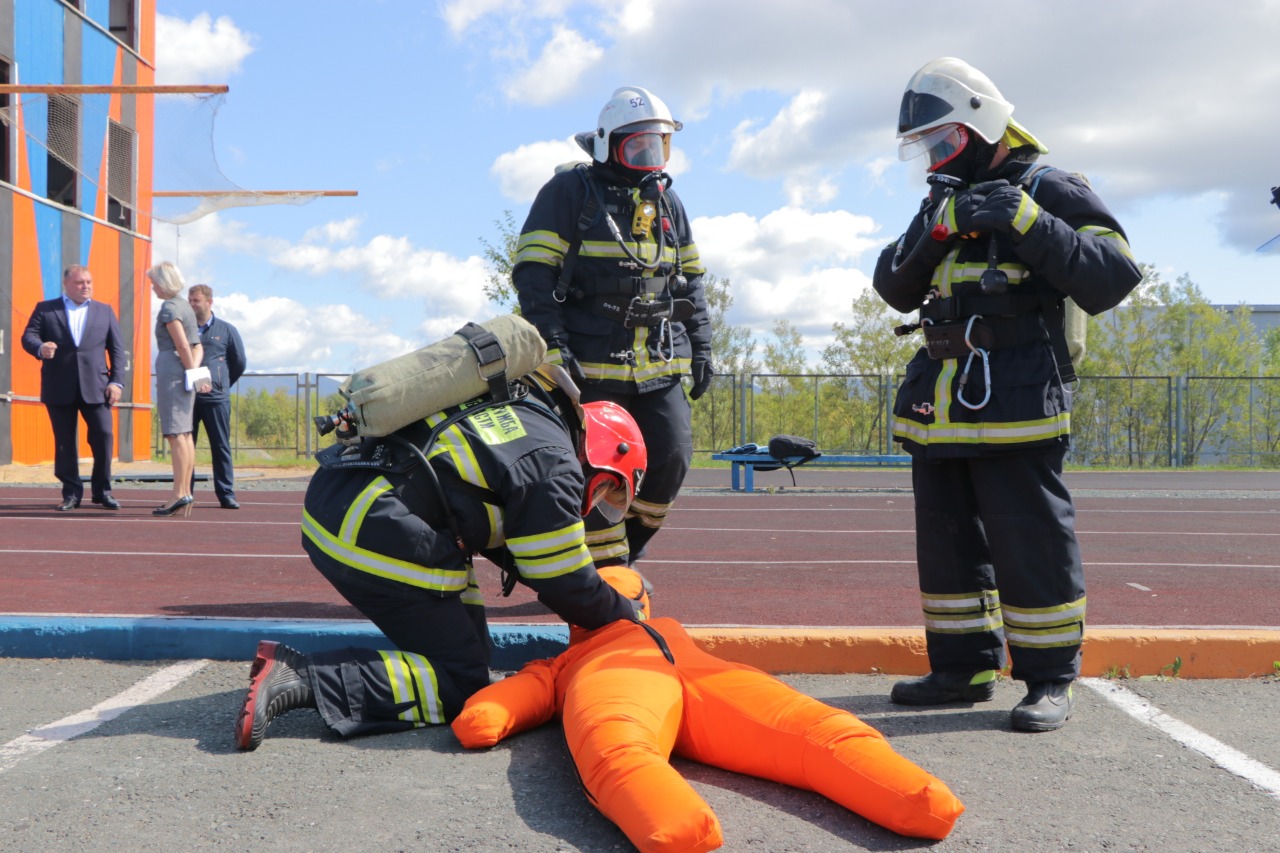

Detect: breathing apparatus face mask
[615,131,670,171]
[583,469,631,525]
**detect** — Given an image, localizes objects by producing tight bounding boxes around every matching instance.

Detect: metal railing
[152,371,1280,469]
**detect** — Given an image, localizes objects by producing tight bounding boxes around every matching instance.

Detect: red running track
[1,471,1278,628]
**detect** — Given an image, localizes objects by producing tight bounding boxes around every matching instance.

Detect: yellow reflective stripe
[341,477,394,542]
[507,520,586,556]
[577,240,680,265]
[517,547,593,579]
[380,650,417,722]
[484,502,503,549]
[922,590,1000,611]
[630,325,652,376]
[515,230,569,266]
[680,241,706,275]
[581,355,691,383]
[1080,224,1136,261]
[588,540,631,561]
[507,520,593,578]
[931,245,963,296]
[1006,623,1083,649]
[439,424,487,487]
[923,611,1004,634]
[585,522,625,544]
[403,652,446,724]
[380,650,446,725]
[933,360,957,424]
[302,508,469,592]
[894,412,1071,445]
[1004,597,1087,627]
[460,566,485,607]
[629,497,670,529]
[1012,194,1041,235]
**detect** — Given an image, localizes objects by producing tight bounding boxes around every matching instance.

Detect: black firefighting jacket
[513,163,710,395]
[301,384,637,629]
[872,154,1142,458]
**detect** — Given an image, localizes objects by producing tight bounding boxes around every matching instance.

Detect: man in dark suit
[21,265,129,511]
[188,284,247,509]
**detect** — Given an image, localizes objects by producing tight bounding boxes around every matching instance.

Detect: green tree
[240,387,296,449]
[690,274,756,453]
[480,210,521,311]
[818,289,918,453]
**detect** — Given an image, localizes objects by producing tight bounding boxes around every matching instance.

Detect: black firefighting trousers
[302,548,493,736]
[910,445,1085,685]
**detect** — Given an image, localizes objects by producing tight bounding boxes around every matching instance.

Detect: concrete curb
[2,616,1278,678]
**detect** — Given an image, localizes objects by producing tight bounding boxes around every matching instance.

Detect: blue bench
[710,451,911,492]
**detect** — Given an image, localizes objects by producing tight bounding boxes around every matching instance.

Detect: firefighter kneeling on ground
[234,365,648,750]
[872,57,1141,732]
[513,84,711,570]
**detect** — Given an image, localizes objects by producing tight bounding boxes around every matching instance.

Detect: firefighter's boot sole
[235,640,315,751]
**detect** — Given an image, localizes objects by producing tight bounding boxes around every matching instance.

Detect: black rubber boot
[890,670,998,705]
[235,641,316,750]
[1010,681,1075,732]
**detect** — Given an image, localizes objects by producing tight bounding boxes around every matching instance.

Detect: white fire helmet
[897,58,1014,167]
[584,85,682,165]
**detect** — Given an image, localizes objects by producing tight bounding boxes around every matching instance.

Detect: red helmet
[578,401,647,524]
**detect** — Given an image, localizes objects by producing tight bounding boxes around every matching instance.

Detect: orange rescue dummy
[452,568,963,852]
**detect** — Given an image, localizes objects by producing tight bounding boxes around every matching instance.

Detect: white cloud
[503,25,603,105]
[491,137,589,202]
[154,13,255,85]
[727,89,828,177]
[303,218,363,245]
[270,234,493,316]
[212,293,419,374]
[694,206,883,336]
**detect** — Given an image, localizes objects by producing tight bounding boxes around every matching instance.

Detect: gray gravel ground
[3,660,1278,853]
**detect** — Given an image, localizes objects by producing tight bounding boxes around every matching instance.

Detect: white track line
[1081,678,1280,801]
[0,660,209,774]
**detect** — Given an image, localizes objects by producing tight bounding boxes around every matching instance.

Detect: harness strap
[553,166,602,303]
[455,322,510,402]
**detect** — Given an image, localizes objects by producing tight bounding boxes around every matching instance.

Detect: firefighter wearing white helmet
[234,364,650,750]
[872,57,1142,732]
[513,85,711,569]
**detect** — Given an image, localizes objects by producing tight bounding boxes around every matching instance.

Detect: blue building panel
[35,203,62,300]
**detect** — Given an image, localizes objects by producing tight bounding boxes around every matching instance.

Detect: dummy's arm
[451,658,559,748]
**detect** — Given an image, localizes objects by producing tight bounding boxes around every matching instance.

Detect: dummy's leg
[670,632,963,840]
[561,632,722,853]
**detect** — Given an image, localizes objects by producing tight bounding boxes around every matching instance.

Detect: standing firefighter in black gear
[513,85,711,568]
[872,58,1141,732]
[234,362,649,750]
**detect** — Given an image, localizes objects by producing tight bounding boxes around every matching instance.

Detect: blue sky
[149,1,1280,374]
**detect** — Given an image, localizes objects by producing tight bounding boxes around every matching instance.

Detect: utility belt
[583,294,696,328]
[922,313,1048,360]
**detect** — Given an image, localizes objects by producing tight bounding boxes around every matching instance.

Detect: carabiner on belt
[656,318,674,363]
[957,314,992,411]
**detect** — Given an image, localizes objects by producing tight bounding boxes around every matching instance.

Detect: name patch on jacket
[468,405,527,445]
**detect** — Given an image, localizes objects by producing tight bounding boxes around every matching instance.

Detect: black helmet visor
[898,90,954,135]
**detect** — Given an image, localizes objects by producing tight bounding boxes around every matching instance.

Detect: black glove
[968,183,1039,238]
[688,356,714,400]
[550,342,587,384]
[949,179,1008,235]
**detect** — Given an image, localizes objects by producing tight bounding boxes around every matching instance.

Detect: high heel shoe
[153,495,194,517]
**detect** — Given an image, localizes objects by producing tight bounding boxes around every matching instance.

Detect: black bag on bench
[767,435,822,485]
